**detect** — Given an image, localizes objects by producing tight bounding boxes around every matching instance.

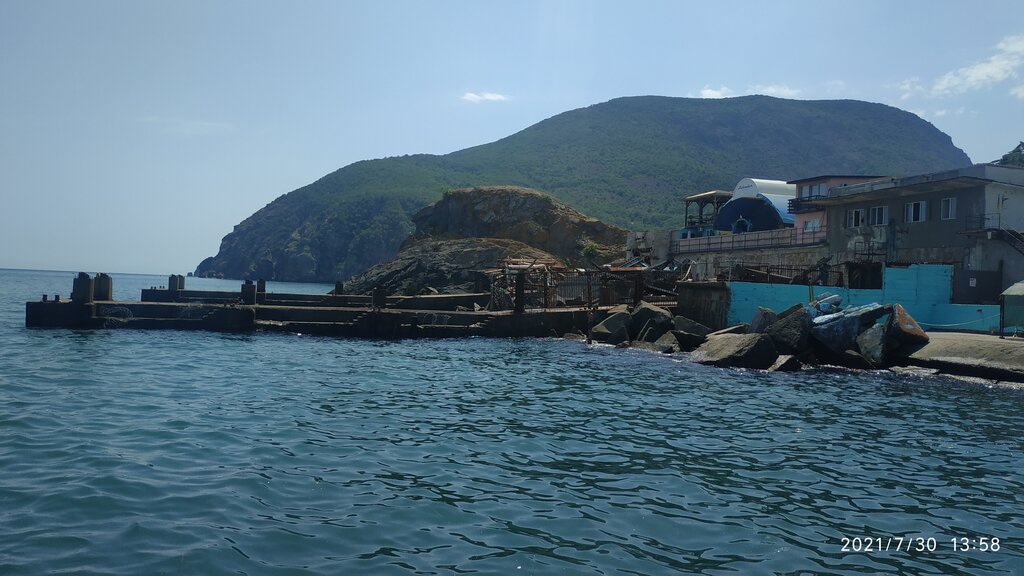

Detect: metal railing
[668,227,828,255]
[964,212,1001,231]
[787,194,828,214]
[488,269,680,311]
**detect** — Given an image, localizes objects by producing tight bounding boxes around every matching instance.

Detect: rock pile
[577,296,930,374]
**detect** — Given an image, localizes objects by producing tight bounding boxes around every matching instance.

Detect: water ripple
[1,271,1023,574]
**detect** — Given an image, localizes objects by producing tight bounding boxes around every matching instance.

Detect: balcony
[787,194,828,214]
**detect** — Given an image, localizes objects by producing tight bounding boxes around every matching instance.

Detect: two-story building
[787,175,884,245]
[801,163,1024,298]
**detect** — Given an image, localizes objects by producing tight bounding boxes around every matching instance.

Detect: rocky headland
[344,186,626,295]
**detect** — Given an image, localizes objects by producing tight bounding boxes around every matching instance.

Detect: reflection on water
[0,269,1022,574]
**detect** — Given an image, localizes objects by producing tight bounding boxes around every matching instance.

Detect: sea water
[1,269,1021,575]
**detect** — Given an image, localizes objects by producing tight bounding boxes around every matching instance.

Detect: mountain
[195,95,971,282]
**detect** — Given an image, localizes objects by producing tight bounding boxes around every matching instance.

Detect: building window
[803,218,821,231]
[801,183,826,198]
[905,200,927,223]
[845,208,865,228]
[941,197,957,220]
[868,206,889,226]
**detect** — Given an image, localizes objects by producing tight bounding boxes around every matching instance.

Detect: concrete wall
[676,282,730,329]
[727,264,1001,333]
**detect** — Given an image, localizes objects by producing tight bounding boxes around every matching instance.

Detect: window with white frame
[803,218,821,231]
[845,208,865,228]
[868,205,888,226]
[941,197,957,220]
[904,200,927,223]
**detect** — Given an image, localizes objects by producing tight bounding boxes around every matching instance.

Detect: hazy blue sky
[2,1,1022,274]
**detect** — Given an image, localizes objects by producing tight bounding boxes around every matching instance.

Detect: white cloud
[932,35,1024,96]
[898,77,924,100]
[1012,84,1024,99]
[824,80,847,96]
[750,84,800,98]
[461,92,508,103]
[137,115,233,136]
[700,85,735,98]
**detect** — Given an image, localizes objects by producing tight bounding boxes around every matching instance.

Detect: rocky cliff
[344,186,626,295]
[406,186,626,261]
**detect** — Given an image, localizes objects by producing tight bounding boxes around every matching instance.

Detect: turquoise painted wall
[727,264,1001,333]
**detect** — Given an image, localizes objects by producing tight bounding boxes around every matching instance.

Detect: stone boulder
[855,323,887,366]
[631,331,681,354]
[768,354,803,372]
[670,330,707,352]
[673,315,712,336]
[591,312,631,345]
[654,331,682,353]
[750,307,777,333]
[630,301,674,341]
[693,333,779,369]
[765,305,813,355]
[707,323,750,336]
[810,303,887,355]
[887,304,929,347]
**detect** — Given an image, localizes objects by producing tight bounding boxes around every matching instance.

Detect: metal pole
[514,272,525,314]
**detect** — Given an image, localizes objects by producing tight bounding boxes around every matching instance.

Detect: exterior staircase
[999,228,1024,257]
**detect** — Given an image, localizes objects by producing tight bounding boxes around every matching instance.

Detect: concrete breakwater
[25,273,628,339]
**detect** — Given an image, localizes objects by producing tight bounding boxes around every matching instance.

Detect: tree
[997,141,1024,167]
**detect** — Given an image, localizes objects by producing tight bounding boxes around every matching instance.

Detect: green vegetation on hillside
[998,142,1024,167]
[196,95,973,282]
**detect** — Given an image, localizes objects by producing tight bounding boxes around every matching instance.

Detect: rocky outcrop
[342,186,628,295]
[343,238,557,296]
[407,186,626,263]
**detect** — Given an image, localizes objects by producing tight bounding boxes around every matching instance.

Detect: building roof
[805,164,1024,206]
[1002,281,1024,298]
[787,175,886,184]
[684,189,732,202]
[732,178,795,199]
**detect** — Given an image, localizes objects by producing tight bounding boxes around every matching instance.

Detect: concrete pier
[26,273,629,339]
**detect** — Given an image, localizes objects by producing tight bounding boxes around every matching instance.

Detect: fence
[488,269,680,311]
[716,262,845,287]
[668,227,827,255]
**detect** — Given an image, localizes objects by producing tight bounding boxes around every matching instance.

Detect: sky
[1,1,1022,275]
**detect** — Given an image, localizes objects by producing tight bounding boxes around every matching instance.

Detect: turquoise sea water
[1,268,1022,575]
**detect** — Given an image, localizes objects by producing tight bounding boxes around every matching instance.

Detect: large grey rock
[592,312,631,345]
[751,306,777,333]
[693,333,779,369]
[765,305,812,355]
[671,330,707,352]
[708,323,749,337]
[811,302,889,355]
[629,301,674,340]
[841,350,875,369]
[673,315,712,336]
[856,323,887,366]
[768,354,803,372]
[632,331,681,354]
[654,331,681,353]
[811,314,861,355]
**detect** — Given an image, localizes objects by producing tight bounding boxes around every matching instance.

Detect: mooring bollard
[94,273,113,301]
[241,280,257,305]
[71,272,94,304]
